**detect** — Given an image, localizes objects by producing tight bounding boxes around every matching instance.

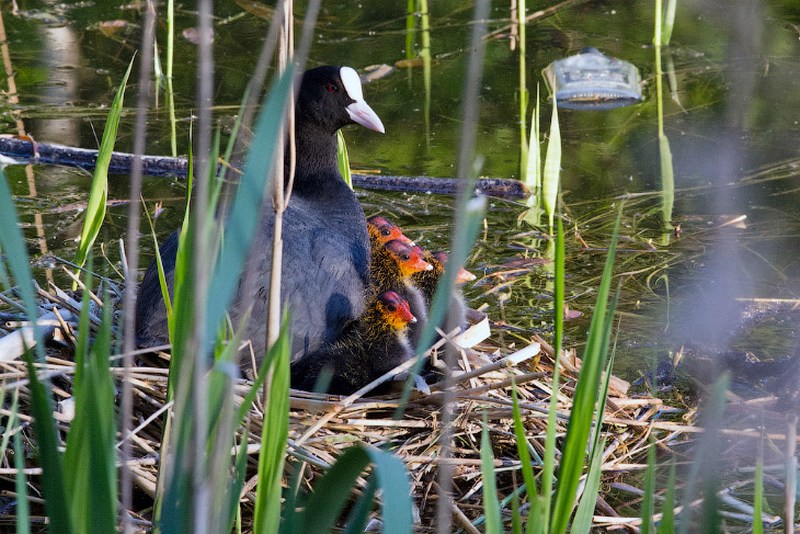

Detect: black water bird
[136,66,385,361]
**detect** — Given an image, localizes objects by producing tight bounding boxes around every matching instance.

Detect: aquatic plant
[654,0,675,232]
[73,59,134,276]
[517,0,529,179]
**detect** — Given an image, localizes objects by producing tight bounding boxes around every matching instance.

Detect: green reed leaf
[337,130,352,189]
[481,416,502,534]
[253,315,291,533]
[74,57,134,271]
[14,430,30,534]
[550,206,620,534]
[542,102,561,232]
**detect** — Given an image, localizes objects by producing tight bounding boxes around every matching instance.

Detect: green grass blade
[678,373,729,534]
[0,166,72,531]
[395,166,487,414]
[571,438,607,533]
[163,143,195,395]
[418,196,485,356]
[294,447,371,533]
[13,430,30,534]
[641,438,657,534]
[236,340,273,425]
[481,416,502,534]
[542,102,561,232]
[573,315,618,533]
[64,269,118,533]
[295,444,412,533]
[511,385,537,508]
[24,357,73,533]
[253,314,291,533]
[661,0,677,46]
[73,57,134,271]
[413,157,485,356]
[659,134,675,229]
[0,241,10,289]
[699,480,722,533]
[166,0,177,156]
[550,207,621,534]
[541,213,565,529]
[337,130,353,189]
[594,309,617,453]
[657,460,676,534]
[204,66,294,356]
[517,0,528,180]
[343,475,378,534]
[142,204,174,320]
[206,326,244,533]
[511,486,522,534]
[226,430,251,534]
[405,0,416,62]
[364,447,413,533]
[420,0,431,137]
[752,434,764,534]
[654,0,663,49]
[167,221,196,391]
[0,386,17,461]
[0,170,44,360]
[282,462,305,534]
[520,86,543,227]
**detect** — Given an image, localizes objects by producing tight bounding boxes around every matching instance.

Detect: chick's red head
[377,290,416,329]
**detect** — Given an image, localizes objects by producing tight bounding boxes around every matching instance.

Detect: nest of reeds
[4,271,789,531]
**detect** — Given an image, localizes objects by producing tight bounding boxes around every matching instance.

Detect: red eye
[326,82,338,93]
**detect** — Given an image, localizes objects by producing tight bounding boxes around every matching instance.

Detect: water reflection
[668,0,771,351]
[1,0,800,388]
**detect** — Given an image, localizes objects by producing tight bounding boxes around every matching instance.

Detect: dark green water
[3,0,800,382]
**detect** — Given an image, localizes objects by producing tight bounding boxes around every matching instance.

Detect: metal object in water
[544,48,642,110]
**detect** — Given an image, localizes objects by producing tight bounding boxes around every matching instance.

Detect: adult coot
[136,66,385,361]
[290,290,416,395]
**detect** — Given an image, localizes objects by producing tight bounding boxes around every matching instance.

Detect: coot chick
[410,248,474,341]
[411,249,475,306]
[136,66,385,361]
[367,215,414,250]
[291,291,416,395]
[369,239,432,293]
[369,239,432,349]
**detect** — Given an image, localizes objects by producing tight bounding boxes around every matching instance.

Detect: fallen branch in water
[0,135,529,199]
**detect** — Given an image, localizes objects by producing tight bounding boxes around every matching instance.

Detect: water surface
[3,0,800,383]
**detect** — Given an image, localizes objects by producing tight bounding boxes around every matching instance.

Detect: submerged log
[0,135,529,199]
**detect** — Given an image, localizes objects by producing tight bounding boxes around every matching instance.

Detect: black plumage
[290,290,416,394]
[136,66,384,361]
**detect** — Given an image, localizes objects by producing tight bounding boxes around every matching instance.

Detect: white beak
[346,99,385,134]
[340,66,385,134]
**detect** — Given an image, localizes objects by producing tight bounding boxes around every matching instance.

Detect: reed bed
[0,268,738,531]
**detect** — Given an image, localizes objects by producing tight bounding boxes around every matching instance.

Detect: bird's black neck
[286,122,342,196]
